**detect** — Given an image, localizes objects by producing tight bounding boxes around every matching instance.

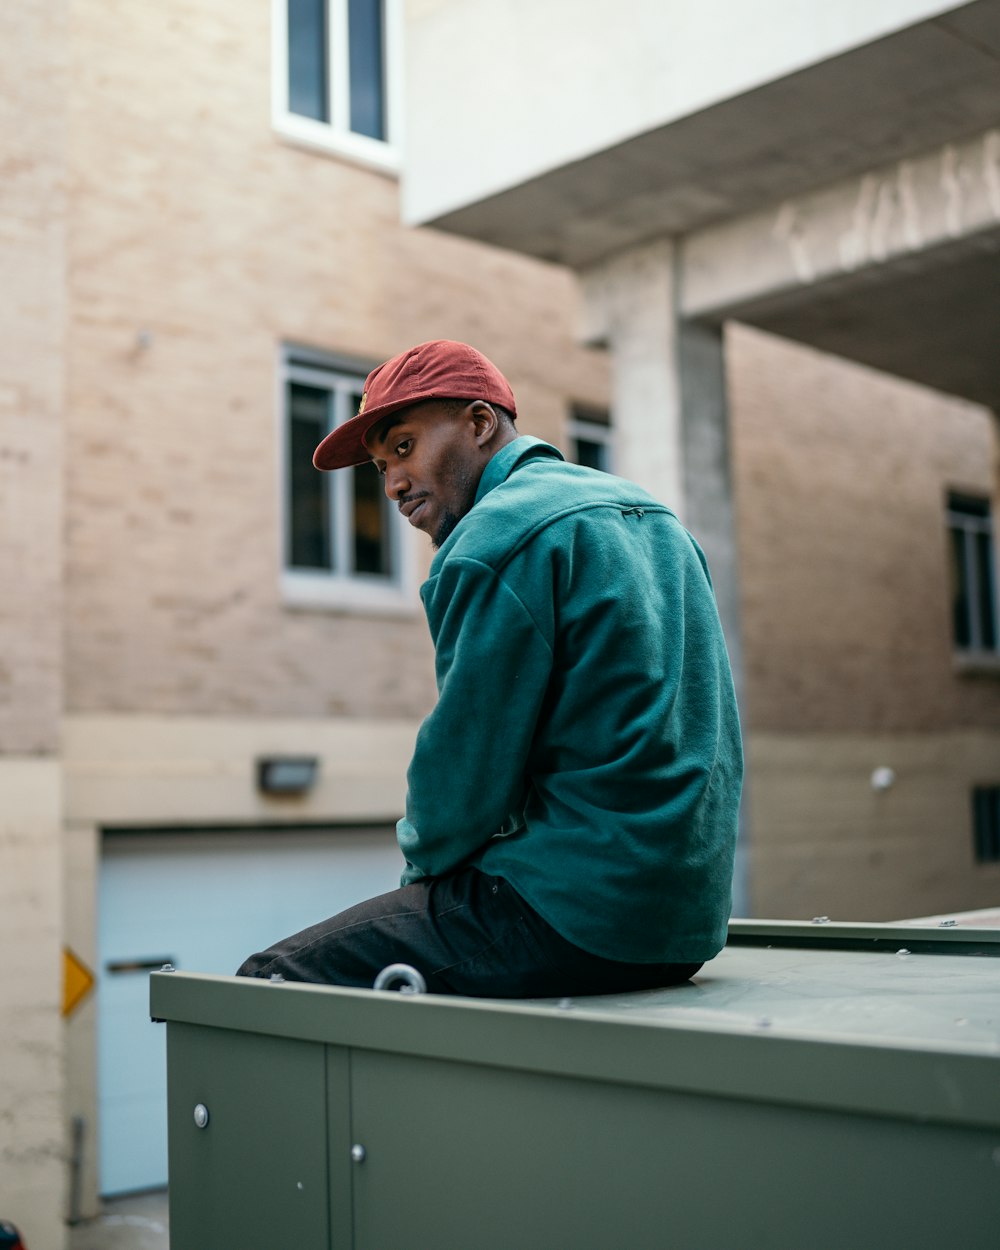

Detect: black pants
[236,867,701,998]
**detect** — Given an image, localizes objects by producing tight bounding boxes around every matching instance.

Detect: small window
[972,786,1000,864]
[947,493,998,653]
[569,406,614,474]
[273,0,401,171]
[282,349,414,613]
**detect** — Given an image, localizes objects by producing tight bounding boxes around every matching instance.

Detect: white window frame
[279,346,418,615]
[568,406,615,474]
[271,0,404,174]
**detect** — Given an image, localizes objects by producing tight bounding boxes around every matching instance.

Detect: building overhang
[405,3,1000,270]
[712,229,1000,411]
[676,124,1000,411]
[405,2,1000,409]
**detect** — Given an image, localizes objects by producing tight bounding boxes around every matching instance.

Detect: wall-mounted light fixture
[256,756,320,796]
[870,766,896,792]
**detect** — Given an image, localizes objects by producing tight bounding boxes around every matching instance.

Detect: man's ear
[470,401,499,447]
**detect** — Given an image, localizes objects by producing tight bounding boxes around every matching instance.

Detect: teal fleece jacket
[397,436,743,964]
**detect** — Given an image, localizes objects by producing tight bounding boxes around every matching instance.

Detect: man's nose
[383,463,410,500]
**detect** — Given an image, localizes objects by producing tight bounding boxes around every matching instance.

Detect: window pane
[994,794,1000,862]
[352,462,390,575]
[973,788,1000,863]
[288,0,328,121]
[574,437,608,473]
[950,494,990,518]
[975,530,997,649]
[348,0,385,140]
[950,527,971,648]
[288,383,331,569]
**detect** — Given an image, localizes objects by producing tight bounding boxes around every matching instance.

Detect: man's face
[367,401,488,549]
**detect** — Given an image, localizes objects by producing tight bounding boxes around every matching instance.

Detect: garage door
[97,826,402,1195]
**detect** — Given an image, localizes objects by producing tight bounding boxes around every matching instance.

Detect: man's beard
[430,464,478,549]
[431,509,461,550]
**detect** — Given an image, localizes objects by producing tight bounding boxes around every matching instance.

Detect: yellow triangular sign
[63,946,96,1017]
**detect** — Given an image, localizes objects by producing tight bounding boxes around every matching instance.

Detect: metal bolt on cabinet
[150,920,1000,1250]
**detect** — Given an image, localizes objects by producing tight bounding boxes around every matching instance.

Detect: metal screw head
[193,1104,209,1129]
[350,1144,366,1163]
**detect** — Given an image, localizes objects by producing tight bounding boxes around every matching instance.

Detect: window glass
[950,524,971,648]
[574,436,609,473]
[348,0,385,141]
[569,406,613,474]
[349,390,391,576]
[287,0,328,122]
[947,492,998,652]
[352,462,390,575]
[975,531,997,649]
[952,495,990,519]
[288,383,331,569]
[973,787,1000,863]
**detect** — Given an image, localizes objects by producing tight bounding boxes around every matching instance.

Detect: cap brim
[312,397,421,470]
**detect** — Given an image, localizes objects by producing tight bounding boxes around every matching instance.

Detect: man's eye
[396,439,412,457]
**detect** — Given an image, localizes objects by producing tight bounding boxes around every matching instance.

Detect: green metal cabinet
[164,1026,335,1244]
[151,921,1000,1250]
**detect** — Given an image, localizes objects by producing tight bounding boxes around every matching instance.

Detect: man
[238,340,742,996]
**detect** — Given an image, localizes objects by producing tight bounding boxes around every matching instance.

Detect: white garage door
[97,826,403,1195]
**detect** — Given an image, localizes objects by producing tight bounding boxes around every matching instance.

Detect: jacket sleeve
[397,555,553,884]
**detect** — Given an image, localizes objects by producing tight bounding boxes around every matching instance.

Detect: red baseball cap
[312,340,518,471]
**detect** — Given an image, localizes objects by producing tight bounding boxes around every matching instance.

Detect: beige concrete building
[727,323,999,918]
[1,1,998,1244]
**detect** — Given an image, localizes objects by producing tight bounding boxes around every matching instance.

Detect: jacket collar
[474,436,564,506]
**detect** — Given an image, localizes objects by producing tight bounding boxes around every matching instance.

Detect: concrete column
[580,240,686,517]
[582,242,749,915]
[677,322,744,704]
[677,321,750,917]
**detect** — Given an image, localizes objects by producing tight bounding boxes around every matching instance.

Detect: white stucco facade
[404,0,968,227]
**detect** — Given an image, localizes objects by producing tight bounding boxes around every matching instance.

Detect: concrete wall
[403,0,964,224]
[0,10,66,755]
[0,3,68,1245]
[62,715,415,828]
[727,323,1000,919]
[729,323,998,733]
[748,731,1000,919]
